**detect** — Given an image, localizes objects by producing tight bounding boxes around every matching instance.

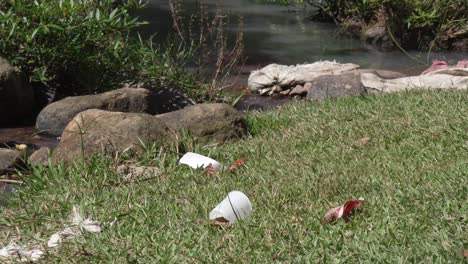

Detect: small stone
[0,149,21,174]
[304,82,313,90]
[267,90,275,96]
[279,89,291,96]
[116,164,161,180]
[290,85,307,96]
[28,147,50,167]
[259,88,271,96]
[272,85,282,93]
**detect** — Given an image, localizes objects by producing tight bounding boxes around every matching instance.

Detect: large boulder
[51,104,247,163]
[0,57,35,125]
[156,104,247,144]
[36,86,195,137]
[52,109,175,163]
[307,72,368,100]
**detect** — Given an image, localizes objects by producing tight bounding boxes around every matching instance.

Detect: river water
[140,0,467,74]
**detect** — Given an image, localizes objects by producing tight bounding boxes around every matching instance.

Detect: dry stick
[169,0,184,41]
[0,179,24,185]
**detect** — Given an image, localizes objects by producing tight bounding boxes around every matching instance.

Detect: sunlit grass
[1,90,467,262]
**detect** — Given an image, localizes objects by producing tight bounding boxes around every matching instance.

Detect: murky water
[140,0,466,74]
[0,127,59,148]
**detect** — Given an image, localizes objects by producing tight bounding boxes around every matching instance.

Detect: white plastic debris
[179,152,224,171]
[0,242,44,262]
[47,206,101,248]
[70,206,102,233]
[209,191,252,224]
[47,227,78,248]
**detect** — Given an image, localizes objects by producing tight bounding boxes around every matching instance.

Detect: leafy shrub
[0,0,199,98]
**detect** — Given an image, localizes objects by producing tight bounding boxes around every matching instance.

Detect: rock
[342,19,364,38]
[290,85,308,96]
[28,147,50,167]
[363,9,395,51]
[272,85,282,93]
[116,164,161,180]
[0,149,21,174]
[307,72,367,100]
[157,104,247,144]
[279,89,291,96]
[52,109,175,163]
[0,57,35,125]
[304,82,313,90]
[259,87,272,96]
[248,61,360,92]
[267,90,275,96]
[36,86,194,137]
[358,69,406,79]
[452,38,468,52]
[234,95,290,111]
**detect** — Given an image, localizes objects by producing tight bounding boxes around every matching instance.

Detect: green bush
[0,0,198,97]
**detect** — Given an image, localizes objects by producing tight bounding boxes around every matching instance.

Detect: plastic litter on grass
[322,197,364,224]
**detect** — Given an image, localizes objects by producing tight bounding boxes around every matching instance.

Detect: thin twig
[0,179,24,185]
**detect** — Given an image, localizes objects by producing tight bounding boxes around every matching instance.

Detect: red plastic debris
[228,158,245,172]
[203,163,215,176]
[422,59,468,74]
[322,197,364,224]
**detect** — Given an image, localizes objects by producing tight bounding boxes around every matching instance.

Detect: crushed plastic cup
[179,152,223,171]
[209,191,252,224]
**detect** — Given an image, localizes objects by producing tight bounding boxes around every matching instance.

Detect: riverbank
[307,0,468,52]
[1,90,467,262]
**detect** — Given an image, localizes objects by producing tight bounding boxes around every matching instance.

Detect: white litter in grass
[209,191,253,224]
[70,206,102,233]
[0,242,44,262]
[47,206,101,248]
[179,152,224,171]
[47,227,78,248]
[1,205,101,262]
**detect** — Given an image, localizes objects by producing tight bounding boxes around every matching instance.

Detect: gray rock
[157,103,247,145]
[51,104,246,163]
[290,85,308,96]
[452,38,468,52]
[0,148,21,174]
[116,164,161,180]
[279,89,291,96]
[28,147,50,167]
[362,9,395,51]
[36,86,194,137]
[272,85,282,93]
[358,69,406,79]
[0,57,35,125]
[52,109,175,163]
[307,72,367,100]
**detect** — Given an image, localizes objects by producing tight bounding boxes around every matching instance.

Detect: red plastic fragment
[228,158,245,172]
[203,163,214,175]
[322,197,364,224]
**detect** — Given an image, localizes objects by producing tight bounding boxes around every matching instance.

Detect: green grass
[1,90,467,262]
